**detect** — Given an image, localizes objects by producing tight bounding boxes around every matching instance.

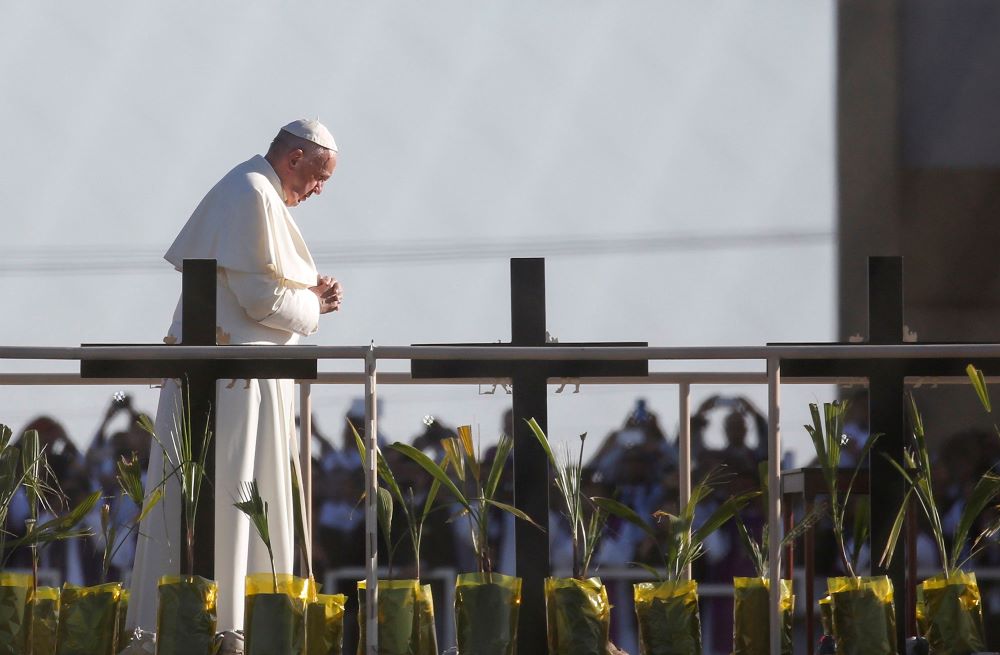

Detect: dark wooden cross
[775,255,1000,653]
[411,257,648,654]
[81,259,317,577]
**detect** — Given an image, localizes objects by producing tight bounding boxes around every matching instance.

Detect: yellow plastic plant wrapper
[28,586,59,655]
[0,572,32,655]
[306,593,346,655]
[156,575,218,655]
[56,582,122,655]
[632,579,699,655]
[545,577,610,655]
[818,596,833,636]
[915,571,986,655]
[455,572,521,655]
[732,577,793,655]
[116,589,130,651]
[356,579,438,655]
[245,573,309,655]
[826,575,896,655]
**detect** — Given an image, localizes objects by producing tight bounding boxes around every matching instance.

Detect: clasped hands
[310,275,343,314]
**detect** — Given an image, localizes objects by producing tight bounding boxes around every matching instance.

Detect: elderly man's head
[266,124,338,207]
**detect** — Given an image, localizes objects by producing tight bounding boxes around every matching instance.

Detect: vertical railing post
[678,382,692,580]
[364,345,379,655]
[299,382,313,575]
[767,357,782,655]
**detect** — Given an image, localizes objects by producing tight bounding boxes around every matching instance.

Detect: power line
[1,229,833,276]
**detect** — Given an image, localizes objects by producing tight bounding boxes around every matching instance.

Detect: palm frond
[693,491,759,544]
[735,518,766,577]
[5,490,101,565]
[233,480,276,592]
[116,452,146,507]
[878,487,912,569]
[484,435,513,501]
[967,364,992,413]
[950,473,1000,572]
[850,498,870,571]
[526,420,602,578]
[782,501,828,546]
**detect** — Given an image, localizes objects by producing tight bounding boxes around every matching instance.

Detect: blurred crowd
[5,390,1000,653]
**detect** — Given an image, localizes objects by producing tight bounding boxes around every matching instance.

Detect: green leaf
[878,488,912,568]
[483,499,545,532]
[421,476,441,525]
[526,418,557,464]
[137,488,163,524]
[443,438,465,482]
[735,518,766,577]
[693,491,759,544]
[959,515,1000,570]
[20,430,42,512]
[390,442,471,511]
[457,425,480,484]
[781,501,828,547]
[116,452,146,507]
[351,421,406,505]
[233,480,276,591]
[484,434,513,501]
[843,431,882,513]
[628,561,666,582]
[9,489,101,558]
[951,472,1000,571]
[591,496,657,541]
[376,486,394,545]
[350,420,368,469]
[233,481,271,551]
[967,364,992,413]
[850,498,870,570]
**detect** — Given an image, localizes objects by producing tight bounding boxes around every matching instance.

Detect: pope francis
[126,119,342,644]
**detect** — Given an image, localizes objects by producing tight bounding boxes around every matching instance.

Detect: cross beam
[411,257,648,654]
[81,259,317,576]
[774,256,1000,652]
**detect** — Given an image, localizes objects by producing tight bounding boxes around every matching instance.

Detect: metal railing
[5,342,1000,654]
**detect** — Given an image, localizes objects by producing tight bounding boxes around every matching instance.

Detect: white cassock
[127,154,320,633]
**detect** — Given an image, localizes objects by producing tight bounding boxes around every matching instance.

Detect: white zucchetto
[280,118,338,152]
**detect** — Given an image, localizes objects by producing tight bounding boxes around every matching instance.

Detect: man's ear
[288,148,305,168]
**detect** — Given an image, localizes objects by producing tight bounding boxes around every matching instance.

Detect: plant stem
[186,532,195,578]
[269,547,277,594]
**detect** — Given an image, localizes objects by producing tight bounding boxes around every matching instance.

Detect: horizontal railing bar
[4,343,1000,362]
[4,371,997,387]
[0,371,775,385]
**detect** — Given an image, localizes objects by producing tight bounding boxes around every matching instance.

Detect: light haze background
[0,2,836,464]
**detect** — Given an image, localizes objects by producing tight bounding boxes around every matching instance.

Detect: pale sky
[0,2,836,463]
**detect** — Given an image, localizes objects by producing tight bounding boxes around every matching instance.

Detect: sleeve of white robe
[226,270,320,336]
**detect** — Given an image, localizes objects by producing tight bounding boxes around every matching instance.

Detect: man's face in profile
[284,150,337,207]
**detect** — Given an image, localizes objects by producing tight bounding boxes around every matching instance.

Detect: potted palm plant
[593,467,756,655]
[877,380,998,655]
[526,419,615,655]
[732,465,826,655]
[0,423,33,654]
[804,401,895,655]
[96,451,164,652]
[392,424,541,655]
[235,480,310,655]
[352,423,440,655]
[137,389,218,655]
[0,427,100,655]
